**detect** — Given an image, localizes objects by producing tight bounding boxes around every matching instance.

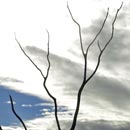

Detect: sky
[0,0,130,130]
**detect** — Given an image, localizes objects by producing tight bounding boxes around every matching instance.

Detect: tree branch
[43,30,61,130]
[69,2,123,130]
[85,2,123,85]
[85,8,109,55]
[67,2,85,58]
[84,7,109,80]
[15,32,61,130]
[9,95,27,130]
[0,126,3,130]
[67,2,87,84]
[14,33,45,79]
[97,40,102,52]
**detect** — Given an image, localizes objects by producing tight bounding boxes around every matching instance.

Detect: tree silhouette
[67,2,123,130]
[0,2,123,130]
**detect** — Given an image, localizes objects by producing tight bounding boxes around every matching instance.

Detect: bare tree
[2,2,123,130]
[67,2,123,130]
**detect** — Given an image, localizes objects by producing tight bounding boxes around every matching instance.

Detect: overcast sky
[0,0,130,130]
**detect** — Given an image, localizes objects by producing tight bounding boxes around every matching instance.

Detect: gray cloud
[68,4,130,76]
[49,119,130,130]
[24,5,130,121]
[2,118,130,130]
[0,76,23,84]
[83,75,130,111]
[25,46,130,117]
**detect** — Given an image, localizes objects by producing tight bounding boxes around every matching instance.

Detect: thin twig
[97,40,102,52]
[101,1,123,52]
[67,2,85,58]
[84,7,109,80]
[15,32,61,130]
[9,95,27,130]
[67,2,87,83]
[43,30,61,130]
[85,8,109,55]
[14,33,45,79]
[85,2,123,84]
[45,29,51,79]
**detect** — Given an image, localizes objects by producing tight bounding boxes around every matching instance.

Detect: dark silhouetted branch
[85,2,123,85]
[0,126,3,130]
[85,8,109,55]
[68,2,123,130]
[14,33,45,79]
[15,31,61,130]
[43,30,61,130]
[9,95,27,130]
[67,2,85,58]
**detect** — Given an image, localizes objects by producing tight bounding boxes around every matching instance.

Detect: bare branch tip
[117,1,123,11]
[67,1,71,14]
[14,32,17,40]
[97,40,102,52]
[120,1,123,9]
[67,1,69,7]
[9,95,12,100]
[46,30,49,38]
[45,29,49,34]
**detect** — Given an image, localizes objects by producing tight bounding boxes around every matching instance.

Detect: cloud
[2,118,130,130]
[25,45,130,121]
[0,76,23,84]
[34,102,53,107]
[5,100,16,105]
[2,4,129,128]
[21,104,33,107]
[68,3,130,79]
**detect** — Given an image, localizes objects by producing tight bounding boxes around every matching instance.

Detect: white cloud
[5,101,16,105]
[21,104,33,108]
[2,117,130,130]
[0,0,130,129]
[34,103,53,107]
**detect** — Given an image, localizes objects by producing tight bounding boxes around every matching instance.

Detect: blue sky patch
[0,85,53,126]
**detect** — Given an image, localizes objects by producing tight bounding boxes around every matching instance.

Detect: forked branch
[68,2,123,130]
[9,95,27,130]
[15,31,61,130]
[85,2,123,84]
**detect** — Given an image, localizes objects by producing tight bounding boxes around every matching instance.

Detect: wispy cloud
[25,44,130,121]
[5,100,16,105]
[21,104,33,107]
[0,76,23,84]
[34,102,53,107]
